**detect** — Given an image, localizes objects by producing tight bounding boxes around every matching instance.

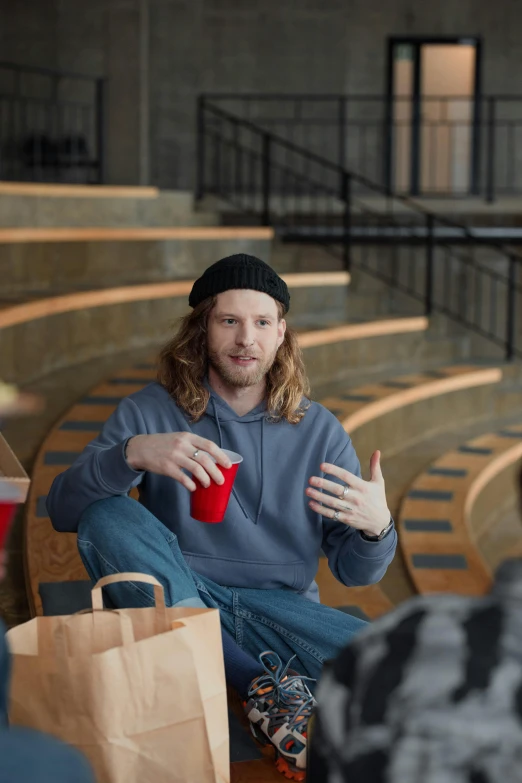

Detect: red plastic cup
[190,448,243,523]
[0,485,23,551]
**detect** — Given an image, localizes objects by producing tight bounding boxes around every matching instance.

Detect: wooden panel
[0,226,274,244]
[0,182,159,199]
[282,271,350,288]
[298,316,428,349]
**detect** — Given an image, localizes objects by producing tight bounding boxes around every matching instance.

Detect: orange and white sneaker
[243,651,316,781]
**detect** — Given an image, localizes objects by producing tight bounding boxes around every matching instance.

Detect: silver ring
[342,485,350,499]
[333,510,340,522]
[193,450,199,460]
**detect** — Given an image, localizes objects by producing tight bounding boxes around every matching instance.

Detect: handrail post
[338,97,346,170]
[425,213,434,315]
[262,133,271,226]
[95,78,105,184]
[341,171,352,272]
[196,95,205,202]
[486,97,496,203]
[506,254,517,360]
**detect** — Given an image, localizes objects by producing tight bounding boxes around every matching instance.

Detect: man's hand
[126,433,232,492]
[306,450,390,537]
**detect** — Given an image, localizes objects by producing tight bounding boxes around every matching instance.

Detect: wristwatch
[359,518,394,542]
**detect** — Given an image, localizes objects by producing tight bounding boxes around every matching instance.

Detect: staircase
[196,97,522,362]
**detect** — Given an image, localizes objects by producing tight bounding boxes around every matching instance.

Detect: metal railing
[203,93,522,203]
[0,62,105,184]
[197,98,522,360]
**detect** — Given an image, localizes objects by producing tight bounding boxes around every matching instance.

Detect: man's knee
[77,495,141,544]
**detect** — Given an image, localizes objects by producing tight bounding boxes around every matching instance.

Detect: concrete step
[0,187,218,229]
[309,331,472,397]
[0,226,272,295]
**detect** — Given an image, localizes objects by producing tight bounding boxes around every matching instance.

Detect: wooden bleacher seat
[399,426,522,596]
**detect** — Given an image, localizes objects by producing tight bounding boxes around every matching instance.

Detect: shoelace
[248,652,317,732]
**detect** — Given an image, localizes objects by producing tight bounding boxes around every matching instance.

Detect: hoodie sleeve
[46,397,147,533]
[321,437,397,587]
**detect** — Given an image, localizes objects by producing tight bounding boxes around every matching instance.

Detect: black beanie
[188,253,290,313]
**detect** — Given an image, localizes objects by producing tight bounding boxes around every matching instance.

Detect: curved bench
[0,225,275,294]
[321,364,503,467]
[0,272,353,328]
[399,426,522,596]
[0,277,434,390]
[25,355,498,621]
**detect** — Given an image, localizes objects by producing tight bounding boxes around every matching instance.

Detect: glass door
[387,37,481,196]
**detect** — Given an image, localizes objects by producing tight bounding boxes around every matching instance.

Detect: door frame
[384,35,483,196]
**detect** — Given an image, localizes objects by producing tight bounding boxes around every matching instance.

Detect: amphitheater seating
[26,356,505,620]
[4,166,522,783]
[399,426,522,596]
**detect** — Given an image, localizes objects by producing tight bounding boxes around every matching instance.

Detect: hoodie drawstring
[212,398,249,520]
[255,416,265,525]
[211,397,265,525]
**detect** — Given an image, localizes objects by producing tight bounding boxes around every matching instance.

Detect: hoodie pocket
[182,551,307,592]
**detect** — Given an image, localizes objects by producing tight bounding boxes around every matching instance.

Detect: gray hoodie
[47,381,396,602]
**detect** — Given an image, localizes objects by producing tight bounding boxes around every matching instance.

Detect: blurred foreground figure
[0,553,94,783]
[309,465,522,783]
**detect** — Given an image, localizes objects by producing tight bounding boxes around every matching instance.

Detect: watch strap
[360,518,393,542]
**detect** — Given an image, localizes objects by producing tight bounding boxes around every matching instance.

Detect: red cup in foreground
[190,448,243,523]
[0,485,23,551]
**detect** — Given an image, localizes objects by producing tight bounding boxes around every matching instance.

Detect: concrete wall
[1,0,522,188]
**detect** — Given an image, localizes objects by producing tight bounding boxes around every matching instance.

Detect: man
[309,465,522,783]
[47,254,396,780]
[0,551,94,782]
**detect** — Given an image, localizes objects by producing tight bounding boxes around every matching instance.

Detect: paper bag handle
[91,572,169,632]
[38,609,135,665]
[73,608,135,646]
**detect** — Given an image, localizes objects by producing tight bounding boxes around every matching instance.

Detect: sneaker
[243,651,316,781]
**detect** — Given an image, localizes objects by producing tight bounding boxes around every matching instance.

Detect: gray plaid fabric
[309,558,522,783]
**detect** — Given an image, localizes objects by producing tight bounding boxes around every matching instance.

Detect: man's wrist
[124,436,141,470]
[360,517,393,541]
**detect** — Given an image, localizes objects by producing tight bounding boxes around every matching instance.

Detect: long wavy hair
[157,296,311,424]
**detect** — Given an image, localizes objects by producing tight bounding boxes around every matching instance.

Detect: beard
[208,346,279,388]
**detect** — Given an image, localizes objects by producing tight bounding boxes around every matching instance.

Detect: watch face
[379,521,393,539]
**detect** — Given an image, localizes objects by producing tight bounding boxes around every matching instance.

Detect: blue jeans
[0,620,94,783]
[77,496,366,682]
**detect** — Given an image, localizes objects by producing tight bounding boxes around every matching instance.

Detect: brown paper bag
[7,573,230,783]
